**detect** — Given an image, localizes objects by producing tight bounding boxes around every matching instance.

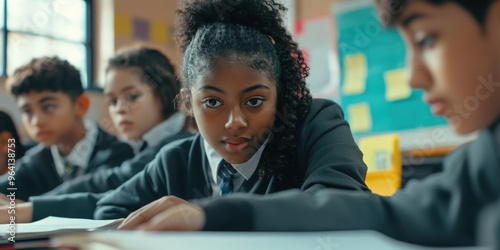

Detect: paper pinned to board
[342,53,368,95]
[384,68,411,101]
[347,103,372,133]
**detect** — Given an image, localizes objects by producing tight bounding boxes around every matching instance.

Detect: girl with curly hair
[95,0,369,222]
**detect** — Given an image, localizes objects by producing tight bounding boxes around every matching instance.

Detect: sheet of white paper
[0,216,121,241]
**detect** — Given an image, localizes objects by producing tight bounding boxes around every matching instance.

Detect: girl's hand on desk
[117,196,205,231]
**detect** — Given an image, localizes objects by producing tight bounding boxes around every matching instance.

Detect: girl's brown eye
[203,98,222,108]
[246,98,264,107]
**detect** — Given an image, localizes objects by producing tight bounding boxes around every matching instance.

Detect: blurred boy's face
[394,1,500,134]
[16,91,87,147]
[187,61,277,164]
[105,67,164,141]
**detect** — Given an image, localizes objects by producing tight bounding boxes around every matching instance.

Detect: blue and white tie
[218,160,237,196]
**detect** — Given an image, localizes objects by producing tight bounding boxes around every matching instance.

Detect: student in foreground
[94,0,370,220]
[116,0,500,247]
[0,45,194,223]
[0,57,133,201]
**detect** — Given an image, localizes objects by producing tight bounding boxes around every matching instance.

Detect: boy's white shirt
[51,120,98,178]
[126,112,185,154]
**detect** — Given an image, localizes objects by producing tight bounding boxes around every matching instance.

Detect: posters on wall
[114,12,173,45]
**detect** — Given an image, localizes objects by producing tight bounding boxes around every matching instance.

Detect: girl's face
[105,67,165,141]
[396,1,500,134]
[188,61,277,164]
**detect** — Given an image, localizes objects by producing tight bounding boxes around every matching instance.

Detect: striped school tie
[218,160,237,196]
[62,161,81,182]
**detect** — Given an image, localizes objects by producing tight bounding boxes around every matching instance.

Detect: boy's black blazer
[0,127,134,201]
[199,120,500,247]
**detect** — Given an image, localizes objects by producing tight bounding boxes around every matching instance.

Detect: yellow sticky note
[151,21,169,43]
[114,13,132,37]
[348,103,372,133]
[342,53,367,95]
[384,68,411,101]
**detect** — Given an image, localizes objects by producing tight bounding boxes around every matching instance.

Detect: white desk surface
[52,230,486,250]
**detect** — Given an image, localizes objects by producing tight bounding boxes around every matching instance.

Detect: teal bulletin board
[333,2,447,137]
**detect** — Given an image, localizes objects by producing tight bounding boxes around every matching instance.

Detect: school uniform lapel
[237,154,281,194]
[198,134,214,198]
[85,127,104,173]
[466,127,500,203]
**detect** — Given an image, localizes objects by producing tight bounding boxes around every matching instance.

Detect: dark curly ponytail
[176,0,312,185]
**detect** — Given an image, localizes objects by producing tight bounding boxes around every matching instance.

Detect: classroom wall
[296,0,344,20]
[113,0,181,72]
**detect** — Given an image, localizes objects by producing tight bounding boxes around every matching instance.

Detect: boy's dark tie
[63,161,81,181]
[139,141,148,152]
[218,160,237,196]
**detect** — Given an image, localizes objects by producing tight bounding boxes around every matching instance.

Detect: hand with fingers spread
[117,196,206,231]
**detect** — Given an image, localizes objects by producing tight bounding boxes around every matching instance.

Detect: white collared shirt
[204,136,269,196]
[126,112,186,154]
[51,120,98,179]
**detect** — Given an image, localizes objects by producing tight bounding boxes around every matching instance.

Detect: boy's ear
[75,94,91,118]
[180,88,193,116]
